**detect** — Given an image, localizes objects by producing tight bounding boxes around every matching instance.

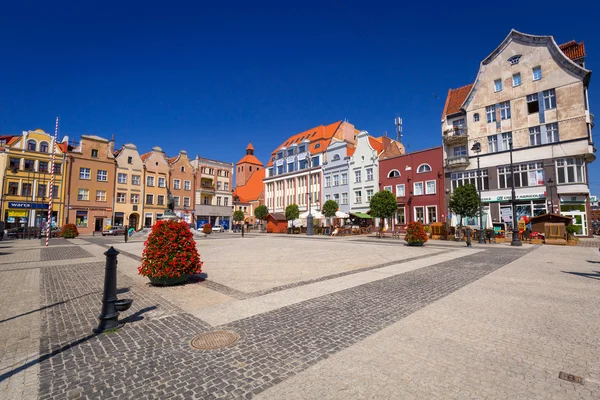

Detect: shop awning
[350,212,372,219]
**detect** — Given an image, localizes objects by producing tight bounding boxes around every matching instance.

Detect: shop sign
[8,210,28,217]
[500,208,512,222]
[560,196,587,204]
[8,202,49,209]
[482,193,545,203]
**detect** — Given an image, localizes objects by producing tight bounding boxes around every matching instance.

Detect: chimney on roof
[394,117,403,143]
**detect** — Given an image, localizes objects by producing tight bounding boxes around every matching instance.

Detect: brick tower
[235,142,263,187]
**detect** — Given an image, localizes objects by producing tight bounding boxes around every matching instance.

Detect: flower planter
[567,239,578,246]
[495,237,505,243]
[530,238,543,245]
[148,274,191,286]
[407,242,425,246]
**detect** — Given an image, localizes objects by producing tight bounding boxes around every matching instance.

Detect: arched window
[387,169,400,178]
[40,141,49,152]
[473,113,480,122]
[417,163,432,173]
[181,166,185,172]
[332,154,341,161]
[27,140,36,151]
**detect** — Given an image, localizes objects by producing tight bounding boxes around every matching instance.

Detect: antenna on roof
[394,116,403,143]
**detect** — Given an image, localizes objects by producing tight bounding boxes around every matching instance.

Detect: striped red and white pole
[46,117,59,247]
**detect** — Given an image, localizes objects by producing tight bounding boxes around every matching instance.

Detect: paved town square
[0,234,599,399]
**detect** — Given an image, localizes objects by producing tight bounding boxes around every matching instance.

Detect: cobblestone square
[0,236,598,399]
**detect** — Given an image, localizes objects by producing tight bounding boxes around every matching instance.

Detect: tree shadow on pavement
[562,270,600,280]
[0,302,155,383]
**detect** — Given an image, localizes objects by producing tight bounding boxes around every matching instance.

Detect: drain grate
[558,371,584,385]
[190,330,239,350]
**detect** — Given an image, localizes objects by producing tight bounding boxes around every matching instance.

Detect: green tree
[285,204,300,230]
[254,205,269,230]
[233,210,245,223]
[448,184,480,232]
[322,199,338,227]
[369,190,398,228]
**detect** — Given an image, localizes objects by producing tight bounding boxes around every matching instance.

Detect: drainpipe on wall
[111,157,117,227]
[65,155,73,224]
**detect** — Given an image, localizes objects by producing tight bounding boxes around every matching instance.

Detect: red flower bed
[405,221,429,244]
[60,223,79,238]
[138,220,203,279]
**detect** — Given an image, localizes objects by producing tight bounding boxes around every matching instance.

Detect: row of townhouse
[0,130,233,234]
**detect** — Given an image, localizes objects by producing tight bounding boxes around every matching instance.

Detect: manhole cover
[190,330,239,350]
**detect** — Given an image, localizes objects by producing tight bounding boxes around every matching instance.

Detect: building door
[562,211,587,236]
[94,218,103,232]
[129,213,139,230]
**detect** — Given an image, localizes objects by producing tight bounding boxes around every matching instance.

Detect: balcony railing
[443,128,468,144]
[445,155,470,168]
[200,184,215,191]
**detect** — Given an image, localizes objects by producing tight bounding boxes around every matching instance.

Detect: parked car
[212,225,224,233]
[102,226,127,236]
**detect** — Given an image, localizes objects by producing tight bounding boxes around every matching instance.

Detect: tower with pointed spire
[236,142,263,187]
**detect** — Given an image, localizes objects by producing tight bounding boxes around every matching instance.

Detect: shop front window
[76,211,88,227]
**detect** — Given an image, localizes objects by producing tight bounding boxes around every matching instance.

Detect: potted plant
[138,220,203,286]
[202,223,213,234]
[530,231,543,245]
[60,223,79,239]
[566,224,579,246]
[405,221,428,246]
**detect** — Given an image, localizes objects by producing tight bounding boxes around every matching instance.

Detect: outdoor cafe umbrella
[335,211,350,218]
[299,209,324,219]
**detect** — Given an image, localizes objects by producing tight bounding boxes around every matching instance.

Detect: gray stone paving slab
[30,245,528,399]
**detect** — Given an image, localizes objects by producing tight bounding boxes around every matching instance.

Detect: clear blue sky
[1,1,599,192]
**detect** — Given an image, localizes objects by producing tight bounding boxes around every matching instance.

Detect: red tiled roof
[442,84,473,119]
[233,169,265,203]
[559,40,586,61]
[140,152,151,162]
[7,137,20,146]
[236,154,263,166]
[346,145,356,157]
[168,156,178,164]
[368,136,384,154]
[267,121,343,167]
[57,142,69,153]
[246,142,254,151]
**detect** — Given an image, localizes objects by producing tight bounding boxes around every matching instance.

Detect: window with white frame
[498,162,544,189]
[173,179,181,190]
[333,193,340,203]
[543,89,556,109]
[454,146,467,156]
[532,66,542,81]
[97,170,108,182]
[146,194,154,204]
[224,182,229,191]
[486,105,496,123]
[414,206,425,223]
[158,177,166,188]
[512,73,521,87]
[184,180,191,190]
[427,206,437,224]
[341,192,348,204]
[383,185,392,192]
[396,184,405,197]
[354,170,361,183]
[499,101,511,120]
[77,188,89,201]
[546,122,559,143]
[341,173,348,185]
[174,196,180,207]
[132,175,141,185]
[118,173,127,184]
[366,168,373,181]
[494,79,502,92]
[366,189,374,202]
[224,197,229,206]
[529,126,541,146]
[130,194,139,204]
[488,135,498,153]
[414,182,423,196]
[96,190,107,202]
[500,132,512,151]
[527,93,539,114]
[325,176,331,187]
[387,169,400,178]
[325,194,331,201]
[396,207,405,225]
[146,176,155,186]
[183,197,190,207]
[355,190,362,203]
[556,158,585,184]
[473,113,480,122]
[451,170,489,191]
[333,175,339,186]
[117,193,126,203]
[425,180,436,194]
[79,168,91,180]
[157,195,164,206]
[417,164,432,173]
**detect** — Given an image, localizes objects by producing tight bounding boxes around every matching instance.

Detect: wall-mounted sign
[7,210,28,217]
[8,202,49,209]
[481,193,545,203]
[560,196,587,204]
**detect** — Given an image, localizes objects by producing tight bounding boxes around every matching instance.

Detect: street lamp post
[471,141,485,244]
[509,141,522,246]
[306,156,314,236]
[547,178,555,214]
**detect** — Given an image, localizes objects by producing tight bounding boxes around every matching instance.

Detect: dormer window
[298,145,306,153]
[508,55,521,65]
[276,151,283,159]
[287,148,294,156]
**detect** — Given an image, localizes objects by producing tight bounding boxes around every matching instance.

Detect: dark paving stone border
[41,246,93,261]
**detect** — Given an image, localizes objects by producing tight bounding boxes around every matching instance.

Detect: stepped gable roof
[267,121,343,167]
[559,40,585,61]
[441,84,473,119]
[233,169,265,203]
[140,152,152,162]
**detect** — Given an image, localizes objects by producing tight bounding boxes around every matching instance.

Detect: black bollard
[241,225,244,238]
[466,227,472,247]
[124,224,128,243]
[94,247,124,333]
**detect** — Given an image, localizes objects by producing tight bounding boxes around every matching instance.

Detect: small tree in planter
[405,221,429,246]
[254,205,269,231]
[233,210,245,231]
[60,223,79,239]
[566,224,580,245]
[322,200,338,228]
[285,204,300,233]
[369,190,398,230]
[138,220,203,286]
